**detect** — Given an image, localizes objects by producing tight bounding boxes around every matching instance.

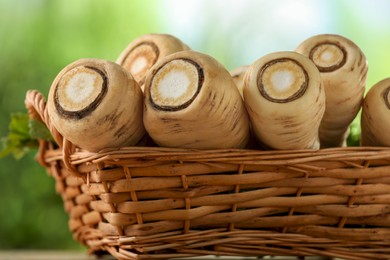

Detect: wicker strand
[25,90,85,177]
[228,164,245,231]
[101,171,123,236]
[36,139,49,167]
[25,90,63,148]
[282,169,308,233]
[338,160,370,228]
[180,172,191,234]
[123,167,144,225]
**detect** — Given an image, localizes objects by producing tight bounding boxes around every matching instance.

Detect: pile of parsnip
[46,33,389,152]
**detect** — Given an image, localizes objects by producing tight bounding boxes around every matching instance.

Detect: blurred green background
[0,0,389,251]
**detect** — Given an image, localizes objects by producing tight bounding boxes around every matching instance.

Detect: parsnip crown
[150,58,203,111]
[55,66,107,119]
[309,42,347,72]
[122,42,159,85]
[257,58,308,103]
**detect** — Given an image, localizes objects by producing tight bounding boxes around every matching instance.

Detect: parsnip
[143,50,250,149]
[361,78,390,146]
[47,58,145,152]
[243,51,325,150]
[296,34,368,148]
[230,65,249,98]
[116,34,190,91]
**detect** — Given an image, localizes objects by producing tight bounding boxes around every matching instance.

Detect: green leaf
[9,113,30,140]
[29,119,54,142]
[0,113,53,159]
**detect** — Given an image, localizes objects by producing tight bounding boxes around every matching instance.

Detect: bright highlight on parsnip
[45,33,389,152]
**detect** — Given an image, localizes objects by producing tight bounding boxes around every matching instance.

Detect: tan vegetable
[230,65,249,97]
[116,34,190,91]
[243,51,325,150]
[143,50,250,149]
[296,34,368,148]
[47,58,145,152]
[361,78,390,146]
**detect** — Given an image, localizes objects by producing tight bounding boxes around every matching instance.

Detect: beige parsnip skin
[243,51,325,150]
[361,78,390,146]
[230,65,249,98]
[143,50,250,149]
[116,34,190,91]
[47,58,145,152]
[296,34,368,148]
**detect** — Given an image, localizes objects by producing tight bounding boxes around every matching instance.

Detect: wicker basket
[25,90,390,260]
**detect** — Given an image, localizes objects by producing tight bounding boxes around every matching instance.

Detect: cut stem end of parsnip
[257,58,308,103]
[309,42,346,72]
[150,59,203,111]
[122,42,159,84]
[54,66,107,119]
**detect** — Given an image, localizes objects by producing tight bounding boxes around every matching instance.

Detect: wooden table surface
[0,251,341,260]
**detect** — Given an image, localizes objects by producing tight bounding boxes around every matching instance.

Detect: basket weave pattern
[26,90,390,260]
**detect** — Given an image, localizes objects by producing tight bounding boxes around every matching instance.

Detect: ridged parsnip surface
[361,78,390,146]
[143,51,250,149]
[47,58,145,152]
[296,34,367,148]
[243,51,325,150]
